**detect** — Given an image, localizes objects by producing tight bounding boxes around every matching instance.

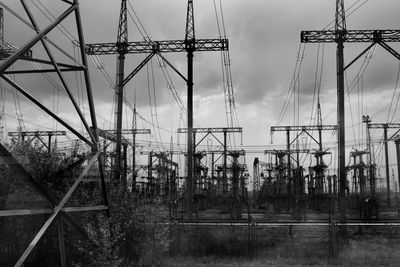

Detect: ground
[165,236,400,266]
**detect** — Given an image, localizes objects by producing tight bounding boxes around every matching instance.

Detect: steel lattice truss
[271,125,337,132]
[177,127,242,133]
[368,123,400,129]
[301,29,400,43]
[86,39,228,55]
[264,149,310,155]
[8,130,66,137]
[106,128,151,135]
[0,1,109,266]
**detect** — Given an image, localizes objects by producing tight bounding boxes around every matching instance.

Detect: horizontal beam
[178,127,242,133]
[271,125,337,132]
[264,149,310,155]
[106,129,151,135]
[301,29,400,43]
[368,123,400,129]
[86,38,228,55]
[172,220,400,227]
[0,205,108,217]
[8,130,66,137]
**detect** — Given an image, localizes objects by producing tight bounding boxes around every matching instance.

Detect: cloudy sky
[2,0,400,183]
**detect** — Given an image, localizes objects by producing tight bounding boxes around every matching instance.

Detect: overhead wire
[276,43,306,125]
[387,61,400,123]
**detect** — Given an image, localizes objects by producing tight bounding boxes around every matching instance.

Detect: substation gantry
[95,127,151,186]
[177,127,243,199]
[270,125,337,196]
[261,149,309,213]
[136,151,178,198]
[86,0,228,221]
[363,117,400,207]
[8,130,66,153]
[301,0,400,221]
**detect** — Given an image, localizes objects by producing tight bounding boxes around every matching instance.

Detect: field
[165,235,400,266]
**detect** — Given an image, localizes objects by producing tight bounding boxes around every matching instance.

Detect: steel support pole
[286,130,291,196]
[123,143,128,182]
[186,49,194,220]
[337,39,346,224]
[223,130,227,199]
[132,131,136,191]
[384,127,391,207]
[57,215,67,267]
[396,140,400,204]
[114,52,125,183]
[365,118,376,196]
[48,134,52,153]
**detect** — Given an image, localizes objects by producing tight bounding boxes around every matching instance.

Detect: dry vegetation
[165,235,400,267]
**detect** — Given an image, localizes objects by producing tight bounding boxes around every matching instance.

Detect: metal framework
[177,127,243,203]
[301,30,400,45]
[271,125,337,132]
[301,0,400,223]
[177,127,242,133]
[270,124,336,197]
[85,2,228,213]
[392,135,400,201]
[86,39,228,55]
[366,122,400,207]
[106,128,151,135]
[8,130,66,137]
[0,1,109,266]
[8,130,67,153]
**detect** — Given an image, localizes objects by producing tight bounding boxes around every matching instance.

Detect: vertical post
[211,152,215,192]
[57,215,67,267]
[114,0,128,183]
[148,152,153,195]
[383,126,391,207]
[286,130,291,198]
[48,134,52,154]
[185,0,195,221]
[186,49,194,220]
[132,109,137,191]
[123,143,128,184]
[363,115,375,196]
[223,130,227,199]
[114,52,125,183]
[396,140,400,205]
[132,132,136,191]
[337,35,346,224]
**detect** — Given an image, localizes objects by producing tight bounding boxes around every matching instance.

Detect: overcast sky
[2,0,400,181]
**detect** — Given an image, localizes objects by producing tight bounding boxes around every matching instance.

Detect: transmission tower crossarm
[8,130,66,137]
[106,128,151,135]
[85,39,228,55]
[270,125,337,132]
[368,123,400,129]
[264,149,310,155]
[177,127,242,133]
[301,29,400,43]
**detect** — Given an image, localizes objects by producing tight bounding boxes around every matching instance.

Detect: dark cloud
[2,0,400,151]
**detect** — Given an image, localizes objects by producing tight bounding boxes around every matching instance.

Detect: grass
[164,236,400,267]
